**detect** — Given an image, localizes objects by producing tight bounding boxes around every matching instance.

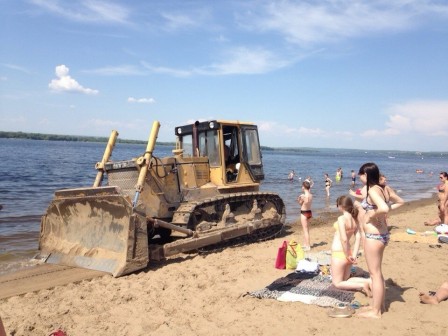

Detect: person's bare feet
[424,219,441,226]
[357,309,381,319]
[419,292,439,304]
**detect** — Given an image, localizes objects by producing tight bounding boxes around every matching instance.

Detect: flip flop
[438,235,448,244]
[350,301,362,309]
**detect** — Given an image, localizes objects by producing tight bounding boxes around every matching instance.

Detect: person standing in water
[335,168,342,182]
[304,176,314,189]
[298,181,313,251]
[324,173,332,197]
[351,170,356,188]
[288,170,296,181]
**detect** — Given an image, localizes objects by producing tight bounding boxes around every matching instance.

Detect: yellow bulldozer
[38,120,286,277]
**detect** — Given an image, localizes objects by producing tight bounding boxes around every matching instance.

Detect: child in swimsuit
[330,195,371,295]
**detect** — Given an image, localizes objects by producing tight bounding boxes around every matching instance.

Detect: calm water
[0,138,446,274]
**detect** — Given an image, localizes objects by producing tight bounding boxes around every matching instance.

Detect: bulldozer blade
[39,186,149,277]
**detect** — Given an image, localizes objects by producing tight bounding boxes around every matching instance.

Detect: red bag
[275,240,287,269]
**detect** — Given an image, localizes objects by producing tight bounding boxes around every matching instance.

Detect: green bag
[286,240,304,269]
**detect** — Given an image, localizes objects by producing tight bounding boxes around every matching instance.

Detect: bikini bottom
[301,210,312,219]
[331,251,351,260]
[365,232,390,245]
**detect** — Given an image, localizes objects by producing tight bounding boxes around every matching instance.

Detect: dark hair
[440,172,448,178]
[302,181,311,189]
[358,162,380,194]
[336,195,359,219]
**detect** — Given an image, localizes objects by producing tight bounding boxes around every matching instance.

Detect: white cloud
[1,63,33,74]
[161,12,199,31]
[84,65,143,76]
[127,97,155,104]
[201,47,291,75]
[87,118,147,133]
[362,100,448,137]
[30,0,130,24]
[142,47,292,77]
[49,65,99,95]
[386,100,448,136]
[246,1,448,47]
[360,129,381,137]
[297,127,326,136]
[89,118,121,128]
[159,8,214,32]
[258,121,279,132]
[257,121,329,139]
[141,62,192,77]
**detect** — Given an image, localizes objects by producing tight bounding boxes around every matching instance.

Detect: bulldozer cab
[174,120,264,185]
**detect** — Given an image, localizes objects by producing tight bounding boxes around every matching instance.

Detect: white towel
[296,259,319,273]
[277,292,315,303]
[435,224,448,234]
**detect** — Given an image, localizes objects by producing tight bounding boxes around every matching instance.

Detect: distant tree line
[0,131,175,146]
[0,131,320,153]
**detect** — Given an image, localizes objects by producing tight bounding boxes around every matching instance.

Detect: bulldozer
[38,120,286,277]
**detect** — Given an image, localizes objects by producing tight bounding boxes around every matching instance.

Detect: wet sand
[0,196,446,335]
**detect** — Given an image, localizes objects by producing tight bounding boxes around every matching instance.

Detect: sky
[1,0,448,151]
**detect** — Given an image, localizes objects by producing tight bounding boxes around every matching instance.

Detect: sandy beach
[0,195,446,336]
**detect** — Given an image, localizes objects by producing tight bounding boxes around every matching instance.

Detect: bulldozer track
[172,191,286,228]
[0,264,107,300]
[184,192,286,253]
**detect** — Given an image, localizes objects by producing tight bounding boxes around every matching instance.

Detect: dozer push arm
[133,121,161,207]
[93,130,119,187]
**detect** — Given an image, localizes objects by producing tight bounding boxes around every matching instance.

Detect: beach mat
[245,273,355,307]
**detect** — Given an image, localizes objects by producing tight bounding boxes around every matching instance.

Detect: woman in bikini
[357,162,403,318]
[298,180,313,251]
[331,195,371,295]
[425,171,448,226]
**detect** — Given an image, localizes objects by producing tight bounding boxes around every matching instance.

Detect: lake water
[0,138,446,274]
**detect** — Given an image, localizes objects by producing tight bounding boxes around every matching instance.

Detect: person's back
[299,188,312,210]
[332,211,357,252]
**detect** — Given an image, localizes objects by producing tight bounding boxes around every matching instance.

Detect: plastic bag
[286,240,304,269]
[275,240,287,269]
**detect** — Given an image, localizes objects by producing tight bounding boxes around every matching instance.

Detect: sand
[0,196,447,336]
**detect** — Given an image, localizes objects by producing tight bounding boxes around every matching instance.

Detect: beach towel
[245,273,355,307]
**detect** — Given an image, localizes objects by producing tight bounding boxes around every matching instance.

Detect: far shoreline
[1,131,447,154]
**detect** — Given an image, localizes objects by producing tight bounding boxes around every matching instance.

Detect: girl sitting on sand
[331,195,372,296]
